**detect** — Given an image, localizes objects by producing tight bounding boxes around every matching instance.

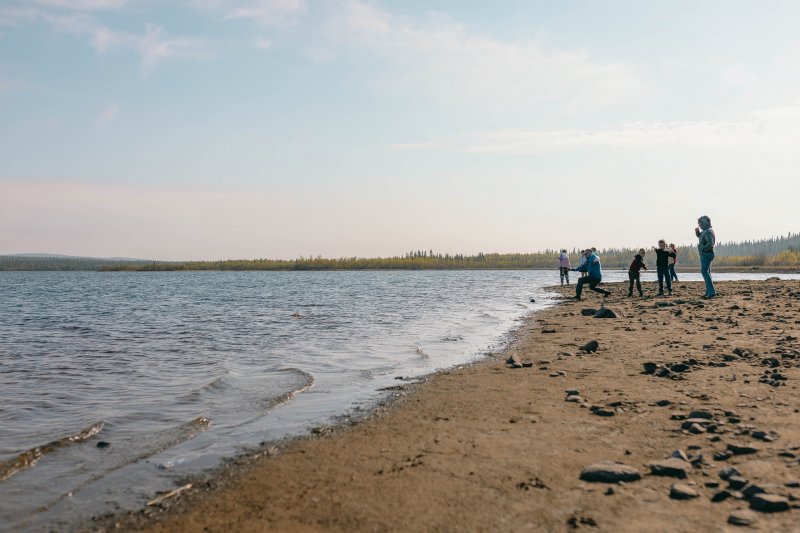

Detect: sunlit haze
[2,1,800,260]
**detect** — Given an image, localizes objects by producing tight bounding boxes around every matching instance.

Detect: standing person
[668,243,679,281]
[653,239,676,296]
[628,248,647,297]
[557,249,571,285]
[577,250,589,278]
[696,216,716,298]
[571,249,611,300]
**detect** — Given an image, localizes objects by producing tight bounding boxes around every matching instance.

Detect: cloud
[87,23,211,71]
[1,5,209,71]
[34,0,126,10]
[220,0,306,26]
[137,23,211,71]
[393,106,800,154]
[254,36,271,49]
[329,1,643,111]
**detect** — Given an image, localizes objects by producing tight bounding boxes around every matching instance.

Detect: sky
[2,0,800,260]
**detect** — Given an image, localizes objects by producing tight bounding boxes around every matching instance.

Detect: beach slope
[113,279,800,532]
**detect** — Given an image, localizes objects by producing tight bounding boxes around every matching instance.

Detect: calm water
[1,269,798,530]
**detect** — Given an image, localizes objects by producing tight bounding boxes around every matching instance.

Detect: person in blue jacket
[571,249,611,300]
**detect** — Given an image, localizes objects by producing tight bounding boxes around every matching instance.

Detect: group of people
[557,215,717,300]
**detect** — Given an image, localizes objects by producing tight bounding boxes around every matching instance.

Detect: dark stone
[728,510,758,526]
[648,458,690,479]
[581,340,599,353]
[688,410,715,420]
[96,441,110,449]
[579,461,642,483]
[741,484,766,499]
[669,363,691,372]
[670,483,699,500]
[656,367,673,378]
[711,490,731,502]
[719,467,741,480]
[591,407,616,417]
[728,476,748,490]
[521,362,534,368]
[581,308,598,316]
[727,444,759,456]
[655,399,671,406]
[542,329,557,334]
[593,308,617,319]
[643,362,658,375]
[714,451,733,461]
[749,493,790,513]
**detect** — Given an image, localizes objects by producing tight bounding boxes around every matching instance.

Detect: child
[557,249,571,285]
[668,243,678,281]
[652,239,676,296]
[628,249,647,297]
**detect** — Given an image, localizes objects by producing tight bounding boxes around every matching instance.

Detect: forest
[2,233,799,271]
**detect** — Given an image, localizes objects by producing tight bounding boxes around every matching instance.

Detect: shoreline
[96,279,799,532]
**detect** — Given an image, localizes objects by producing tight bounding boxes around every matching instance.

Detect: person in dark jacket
[570,249,611,300]
[628,248,647,297]
[652,239,676,296]
[696,215,716,298]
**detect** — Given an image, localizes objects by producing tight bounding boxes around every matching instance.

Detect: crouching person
[571,249,611,300]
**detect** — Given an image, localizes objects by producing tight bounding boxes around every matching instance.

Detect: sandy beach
[100,279,800,533]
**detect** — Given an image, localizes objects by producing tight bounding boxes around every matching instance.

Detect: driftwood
[146,483,192,507]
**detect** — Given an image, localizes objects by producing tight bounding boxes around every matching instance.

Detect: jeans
[628,271,642,295]
[668,263,678,281]
[656,265,672,293]
[559,267,570,285]
[700,252,715,296]
[576,276,607,297]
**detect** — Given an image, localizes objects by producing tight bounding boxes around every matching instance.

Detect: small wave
[0,422,103,482]
[267,368,315,409]
[416,347,429,358]
[180,375,229,402]
[442,335,463,342]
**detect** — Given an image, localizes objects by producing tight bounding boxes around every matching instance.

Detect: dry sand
[102,279,800,533]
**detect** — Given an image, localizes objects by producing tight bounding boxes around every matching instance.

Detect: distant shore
[96,278,800,532]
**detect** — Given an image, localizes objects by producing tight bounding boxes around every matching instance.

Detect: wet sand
[103,279,800,532]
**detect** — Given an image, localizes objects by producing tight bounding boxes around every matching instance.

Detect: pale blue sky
[2,0,800,260]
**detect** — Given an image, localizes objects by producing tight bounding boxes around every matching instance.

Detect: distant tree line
[1,232,799,271]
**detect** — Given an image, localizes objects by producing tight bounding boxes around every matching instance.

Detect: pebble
[728,509,758,526]
[749,493,790,513]
[579,461,642,483]
[669,483,699,500]
[727,444,760,456]
[719,466,741,480]
[727,476,748,490]
[711,489,731,502]
[580,340,599,353]
[648,458,691,479]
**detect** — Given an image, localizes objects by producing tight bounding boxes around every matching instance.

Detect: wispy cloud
[137,23,211,71]
[329,1,643,111]
[224,0,306,26]
[87,22,211,71]
[254,36,272,49]
[0,4,212,72]
[393,106,800,154]
[34,0,126,11]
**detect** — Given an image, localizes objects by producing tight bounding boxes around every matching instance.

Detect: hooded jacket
[574,252,602,278]
[697,216,715,254]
